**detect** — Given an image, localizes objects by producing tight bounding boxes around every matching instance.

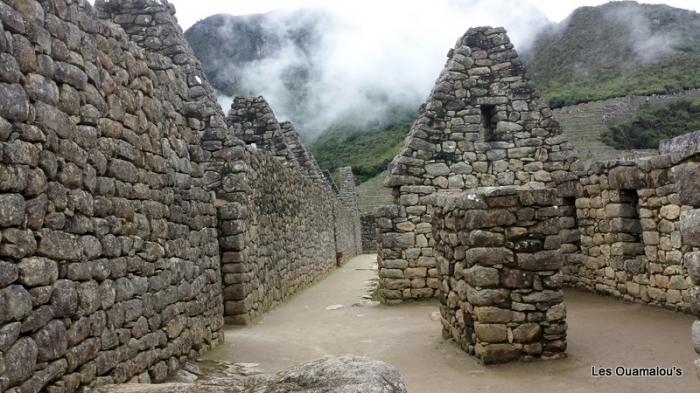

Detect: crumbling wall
[431,188,567,363]
[0,0,225,391]
[378,27,577,303]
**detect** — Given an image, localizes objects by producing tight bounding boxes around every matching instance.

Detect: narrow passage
[204,255,698,393]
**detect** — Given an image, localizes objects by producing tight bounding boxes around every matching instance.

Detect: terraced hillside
[554,89,700,160]
[356,171,394,213]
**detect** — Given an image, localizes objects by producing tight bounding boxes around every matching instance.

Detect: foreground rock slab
[93,355,407,393]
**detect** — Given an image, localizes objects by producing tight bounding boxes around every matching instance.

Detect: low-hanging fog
[194,0,696,139]
[211,0,551,139]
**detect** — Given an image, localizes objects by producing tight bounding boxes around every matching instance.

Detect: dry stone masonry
[280,121,326,184]
[432,187,567,363]
[360,212,377,253]
[227,96,295,168]
[378,27,577,304]
[0,0,227,390]
[217,98,362,324]
[378,26,700,370]
[658,131,700,378]
[0,0,362,390]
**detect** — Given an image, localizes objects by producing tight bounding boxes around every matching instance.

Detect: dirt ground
[204,254,699,393]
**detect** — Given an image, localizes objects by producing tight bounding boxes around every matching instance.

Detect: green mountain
[524,1,700,108]
[308,108,416,184]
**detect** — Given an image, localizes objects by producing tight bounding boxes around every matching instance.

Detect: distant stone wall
[0,0,226,391]
[218,99,362,323]
[432,188,567,363]
[337,167,362,260]
[216,147,338,324]
[361,213,377,253]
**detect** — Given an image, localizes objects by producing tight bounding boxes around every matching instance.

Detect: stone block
[681,209,700,247]
[464,247,513,266]
[464,266,499,287]
[381,232,415,249]
[475,323,507,343]
[685,252,700,285]
[512,323,541,343]
[673,162,700,206]
[516,251,562,271]
[608,166,645,189]
[466,287,509,306]
[475,343,521,364]
[474,307,512,323]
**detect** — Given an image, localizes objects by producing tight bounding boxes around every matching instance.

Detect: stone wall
[360,213,377,253]
[217,98,362,324]
[431,188,567,363]
[0,0,226,391]
[280,121,325,184]
[564,157,694,310]
[227,96,294,168]
[337,167,362,260]
[649,131,700,378]
[378,27,577,303]
[216,146,339,325]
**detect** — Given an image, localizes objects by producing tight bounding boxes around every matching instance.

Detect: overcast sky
[169,0,700,30]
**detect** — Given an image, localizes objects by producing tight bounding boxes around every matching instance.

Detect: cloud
[209,0,552,139]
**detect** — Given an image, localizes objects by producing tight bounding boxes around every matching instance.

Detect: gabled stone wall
[378,27,577,303]
[227,96,295,168]
[280,121,326,183]
[431,188,567,363]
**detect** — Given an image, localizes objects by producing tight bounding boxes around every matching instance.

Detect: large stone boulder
[93,355,407,393]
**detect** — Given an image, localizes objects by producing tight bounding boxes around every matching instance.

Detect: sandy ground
[204,254,700,393]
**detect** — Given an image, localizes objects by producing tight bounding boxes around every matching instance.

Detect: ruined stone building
[375,27,700,369]
[0,0,361,391]
[0,0,697,390]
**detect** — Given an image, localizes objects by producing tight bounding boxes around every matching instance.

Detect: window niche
[480,104,498,142]
[617,189,645,273]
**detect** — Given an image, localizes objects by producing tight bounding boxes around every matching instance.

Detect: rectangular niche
[615,189,645,274]
[480,104,498,142]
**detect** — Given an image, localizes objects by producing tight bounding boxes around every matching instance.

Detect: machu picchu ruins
[0,0,699,392]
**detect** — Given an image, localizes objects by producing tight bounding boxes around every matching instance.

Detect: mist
[605,4,680,63]
[211,0,551,139]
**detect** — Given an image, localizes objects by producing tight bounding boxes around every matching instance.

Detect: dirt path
[204,254,699,393]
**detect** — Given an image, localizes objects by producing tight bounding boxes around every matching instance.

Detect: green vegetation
[601,100,700,149]
[524,2,700,108]
[309,111,414,184]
